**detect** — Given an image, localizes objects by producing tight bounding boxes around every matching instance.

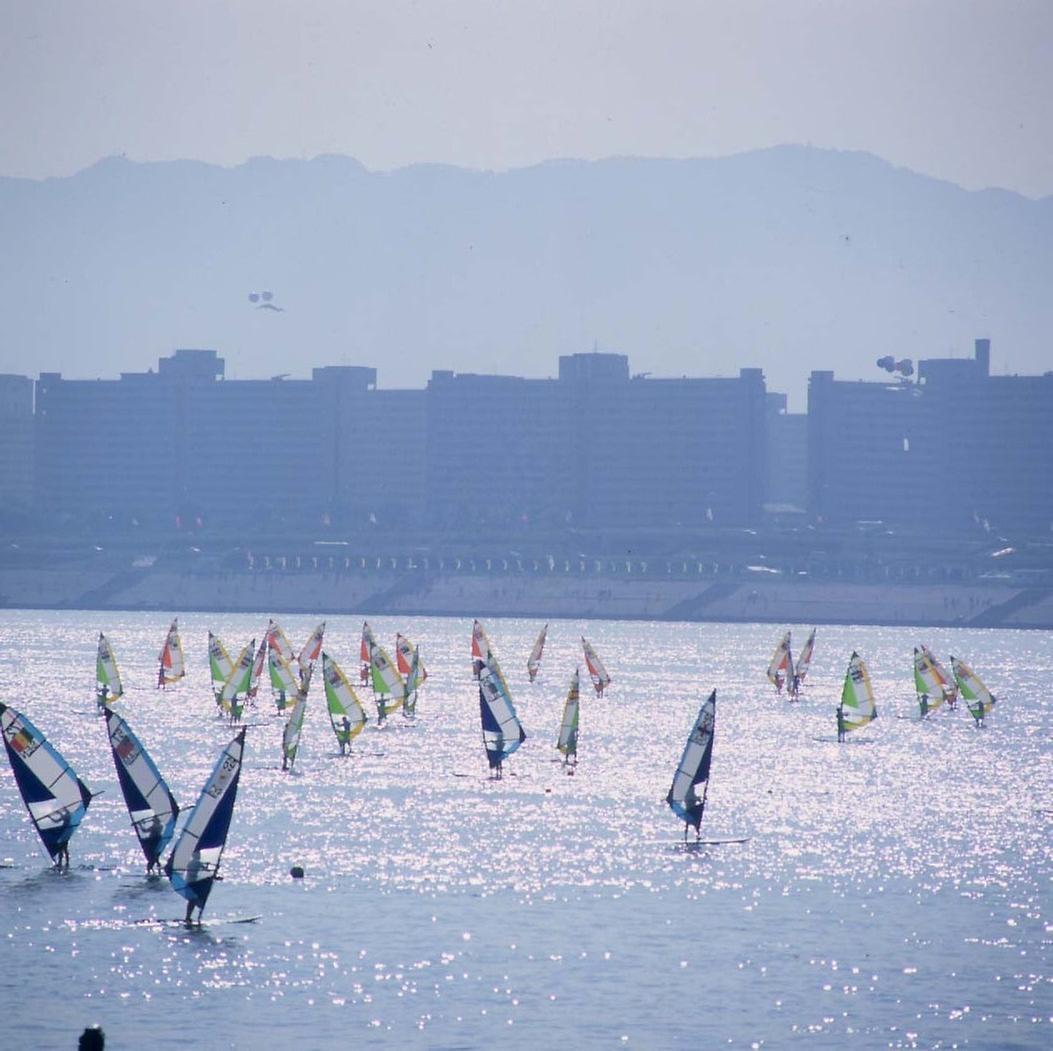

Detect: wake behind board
[810,735,876,744]
[651,836,751,846]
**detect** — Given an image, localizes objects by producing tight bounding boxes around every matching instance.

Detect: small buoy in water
[545,788,552,794]
[290,866,305,879]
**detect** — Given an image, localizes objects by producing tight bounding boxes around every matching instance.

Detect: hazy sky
[2,1,1051,196]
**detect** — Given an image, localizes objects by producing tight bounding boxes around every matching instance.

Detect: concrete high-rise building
[0,374,34,514]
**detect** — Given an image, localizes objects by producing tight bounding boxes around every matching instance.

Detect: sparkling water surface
[0,611,1049,1049]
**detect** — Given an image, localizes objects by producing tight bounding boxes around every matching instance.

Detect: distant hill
[2,146,1050,407]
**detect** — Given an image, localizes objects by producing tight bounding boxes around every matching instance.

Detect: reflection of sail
[105,710,179,870]
[165,729,245,915]
[667,689,716,832]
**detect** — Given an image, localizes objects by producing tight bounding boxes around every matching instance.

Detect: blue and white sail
[478,656,526,769]
[165,729,246,916]
[1,702,94,863]
[666,689,716,833]
[104,710,179,871]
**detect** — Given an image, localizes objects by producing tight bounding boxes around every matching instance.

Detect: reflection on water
[0,611,1050,1048]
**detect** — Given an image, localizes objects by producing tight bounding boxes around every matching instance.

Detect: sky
[2,0,1052,197]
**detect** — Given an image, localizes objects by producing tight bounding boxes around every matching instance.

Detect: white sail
[282,695,307,769]
[165,729,245,916]
[267,620,296,664]
[839,652,877,732]
[219,640,255,717]
[105,710,179,871]
[96,633,124,705]
[951,655,997,723]
[297,621,325,678]
[527,624,548,683]
[582,637,611,695]
[556,668,580,761]
[794,629,816,686]
[369,640,406,719]
[478,656,526,770]
[667,689,716,832]
[322,652,368,748]
[1,703,94,864]
[766,631,793,692]
[157,618,185,687]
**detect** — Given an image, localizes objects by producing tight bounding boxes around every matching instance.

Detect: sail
[96,633,124,705]
[471,619,489,679]
[369,641,406,718]
[282,695,307,769]
[157,618,185,687]
[922,645,958,706]
[795,629,817,686]
[840,652,877,730]
[527,624,548,683]
[395,633,428,682]
[268,647,300,709]
[104,710,179,869]
[913,646,948,716]
[766,631,793,691]
[950,656,997,721]
[556,668,580,760]
[360,621,376,682]
[403,645,425,717]
[267,620,295,664]
[1,703,94,862]
[478,656,526,768]
[666,689,717,831]
[247,637,268,699]
[208,633,234,700]
[219,641,255,717]
[165,729,245,914]
[322,652,368,747]
[582,637,611,695]
[297,622,325,678]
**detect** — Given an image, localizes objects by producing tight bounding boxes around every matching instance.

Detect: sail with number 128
[157,618,185,688]
[322,652,368,749]
[950,656,997,725]
[104,710,179,872]
[839,652,877,733]
[667,689,717,836]
[97,633,124,707]
[165,728,245,919]
[1,703,94,865]
[527,624,548,683]
[556,668,580,764]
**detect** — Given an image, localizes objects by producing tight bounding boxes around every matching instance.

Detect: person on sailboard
[919,693,929,719]
[789,673,801,701]
[96,684,109,708]
[340,716,351,756]
[836,704,846,743]
[157,661,166,689]
[140,815,164,874]
[53,808,73,869]
[490,733,505,779]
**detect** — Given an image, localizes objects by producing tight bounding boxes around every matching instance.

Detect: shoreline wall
[1,567,1048,629]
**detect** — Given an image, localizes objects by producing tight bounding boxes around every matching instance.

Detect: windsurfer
[490,733,505,779]
[919,693,929,719]
[836,705,846,743]
[340,716,351,755]
[141,815,163,873]
[790,673,801,700]
[157,661,166,689]
[96,684,108,707]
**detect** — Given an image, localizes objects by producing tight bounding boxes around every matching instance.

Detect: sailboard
[360,621,376,685]
[96,633,124,708]
[913,646,948,720]
[165,728,246,922]
[471,619,491,681]
[837,652,877,740]
[369,640,406,722]
[1,703,94,866]
[395,632,427,681]
[267,620,295,664]
[268,645,299,712]
[793,628,816,695]
[667,688,716,838]
[402,644,425,718]
[246,637,268,701]
[219,640,255,722]
[922,645,958,709]
[297,621,325,681]
[478,655,526,776]
[950,655,997,726]
[157,618,185,689]
[104,710,179,873]
[322,652,368,751]
[766,630,793,695]
[582,637,611,696]
[281,693,307,771]
[556,668,580,766]
[527,624,548,683]
[208,633,234,706]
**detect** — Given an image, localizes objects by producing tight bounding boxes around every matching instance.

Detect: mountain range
[2,145,1050,408]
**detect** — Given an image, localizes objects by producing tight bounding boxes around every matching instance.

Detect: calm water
[0,611,1049,1049]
